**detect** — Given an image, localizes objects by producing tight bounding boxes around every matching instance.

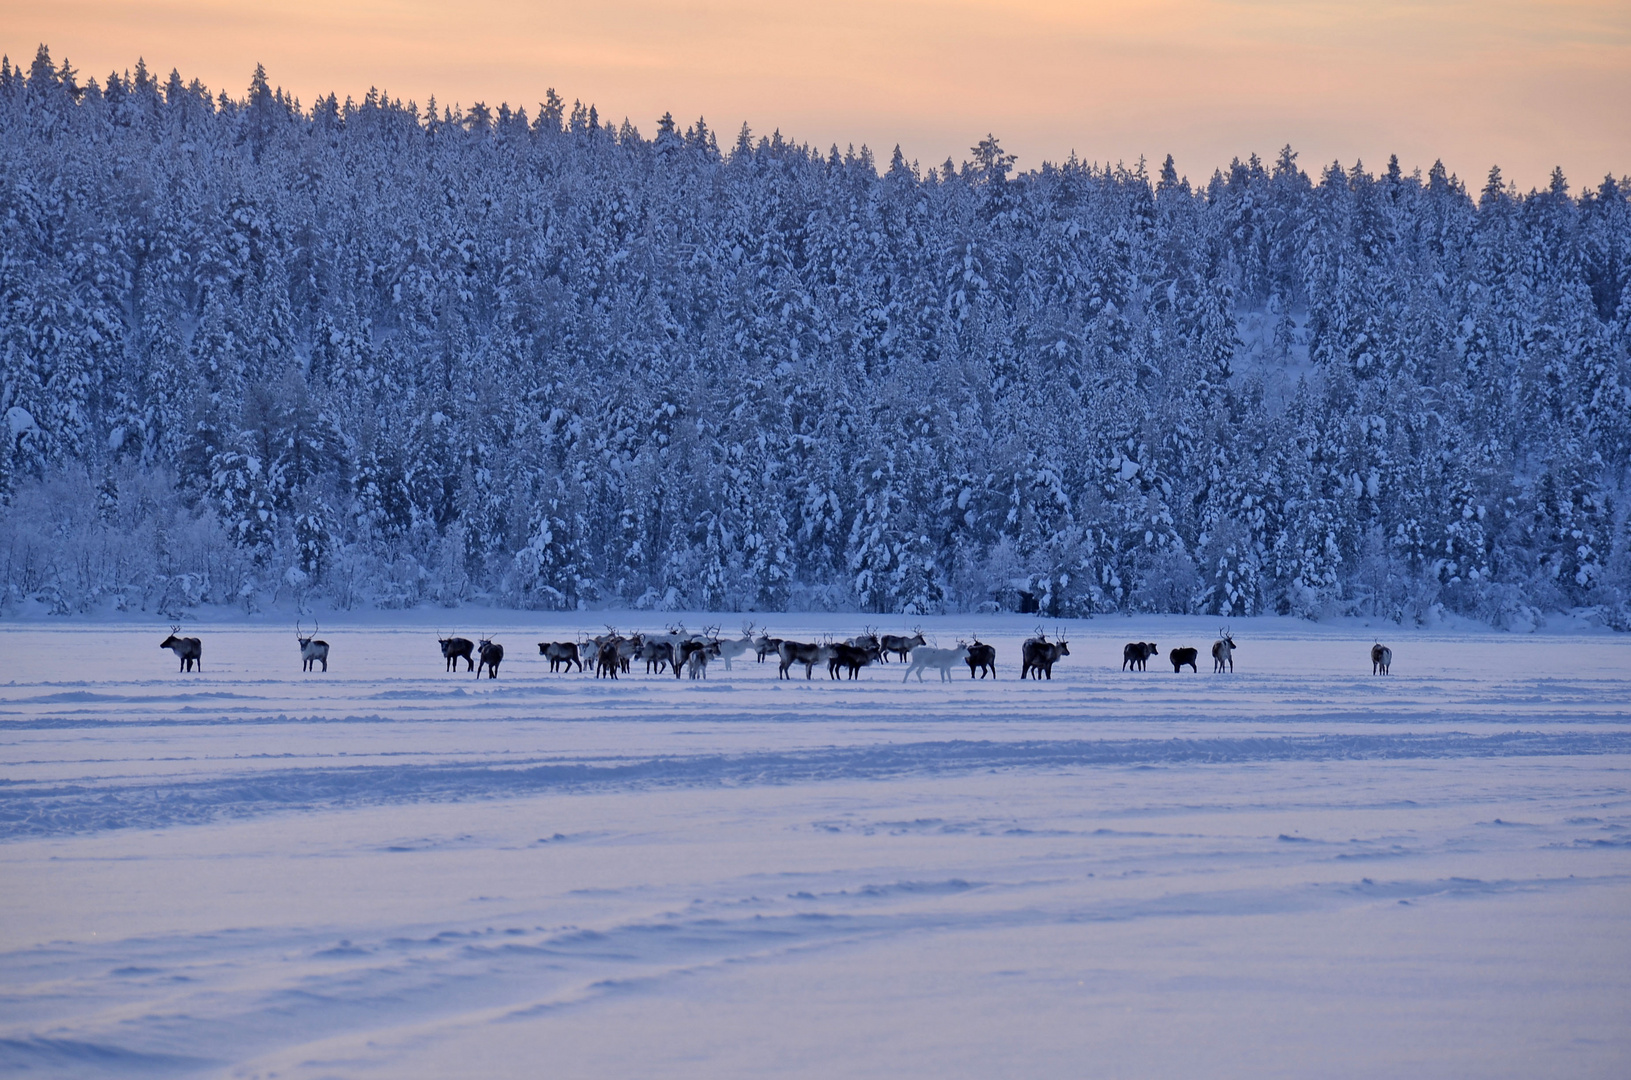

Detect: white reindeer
[903,643,971,682]
[712,621,759,671]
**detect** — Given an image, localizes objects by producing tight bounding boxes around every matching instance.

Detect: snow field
[1,613,1628,1077]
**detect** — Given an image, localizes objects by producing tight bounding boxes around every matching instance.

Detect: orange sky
[5,0,1628,190]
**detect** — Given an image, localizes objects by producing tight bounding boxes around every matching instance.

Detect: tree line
[1,46,1628,627]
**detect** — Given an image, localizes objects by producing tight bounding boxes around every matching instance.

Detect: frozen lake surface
[2,612,1628,1078]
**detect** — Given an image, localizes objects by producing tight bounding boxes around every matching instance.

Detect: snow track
[6,731,1631,840]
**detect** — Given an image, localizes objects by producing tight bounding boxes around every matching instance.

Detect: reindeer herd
[156,621,1400,680]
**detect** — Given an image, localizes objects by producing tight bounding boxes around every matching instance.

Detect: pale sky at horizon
[4,0,1628,191]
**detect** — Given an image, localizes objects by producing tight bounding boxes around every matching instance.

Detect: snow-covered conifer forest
[2,46,1628,625]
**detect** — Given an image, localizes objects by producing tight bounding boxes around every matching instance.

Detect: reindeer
[754,631,783,663]
[595,639,621,679]
[828,640,882,680]
[638,638,675,674]
[439,635,475,672]
[848,626,882,654]
[777,640,829,680]
[1212,626,1237,673]
[296,620,329,672]
[880,628,926,664]
[475,636,504,678]
[904,642,971,682]
[589,627,630,676]
[1371,642,1393,675]
[965,640,997,679]
[1169,647,1199,673]
[538,641,583,672]
[616,633,643,675]
[1020,631,1070,680]
[713,622,759,671]
[1122,642,1157,671]
[160,625,203,672]
[685,639,722,679]
[672,627,721,679]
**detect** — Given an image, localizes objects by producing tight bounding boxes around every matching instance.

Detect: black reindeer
[828,641,882,680]
[596,640,621,679]
[1169,647,1199,673]
[160,625,203,672]
[965,640,997,679]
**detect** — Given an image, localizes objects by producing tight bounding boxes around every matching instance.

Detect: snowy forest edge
[2,48,1630,630]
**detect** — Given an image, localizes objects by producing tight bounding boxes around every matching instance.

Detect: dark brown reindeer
[475,636,504,679]
[1122,642,1157,671]
[538,641,583,672]
[160,625,203,672]
[880,628,926,664]
[1020,629,1069,680]
[439,635,475,672]
[296,620,329,672]
[1169,646,1199,673]
[777,639,829,680]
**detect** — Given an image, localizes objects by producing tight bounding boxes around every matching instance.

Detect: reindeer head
[161,624,184,648]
